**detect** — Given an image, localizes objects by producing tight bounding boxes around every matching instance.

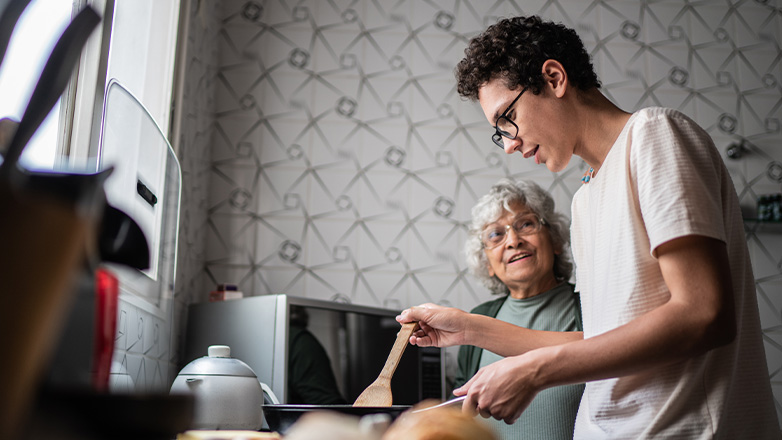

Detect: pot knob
[208,345,230,358]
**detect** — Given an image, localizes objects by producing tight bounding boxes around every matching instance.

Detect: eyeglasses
[481,214,547,249]
[491,87,528,149]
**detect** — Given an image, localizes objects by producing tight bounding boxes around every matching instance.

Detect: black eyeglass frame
[491,86,529,149]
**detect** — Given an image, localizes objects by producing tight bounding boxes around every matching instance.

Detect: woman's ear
[485,257,495,277]
[541,59,568,98]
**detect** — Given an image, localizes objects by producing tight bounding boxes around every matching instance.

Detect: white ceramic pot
[171,345,264,430]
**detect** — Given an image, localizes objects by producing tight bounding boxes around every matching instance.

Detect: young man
[397,16,779,438]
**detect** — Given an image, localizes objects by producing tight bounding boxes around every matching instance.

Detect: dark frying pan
[263,404,411,434]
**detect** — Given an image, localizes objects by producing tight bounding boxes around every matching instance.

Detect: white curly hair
[464,178,573,295]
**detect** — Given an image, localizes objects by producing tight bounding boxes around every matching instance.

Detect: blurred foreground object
[0,118,18,155]
[383,400,496,440]
[0,5,102,438]
[283,411,386,440]
[177,431,281,439]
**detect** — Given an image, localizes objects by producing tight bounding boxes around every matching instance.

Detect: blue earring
[581,167,594,184]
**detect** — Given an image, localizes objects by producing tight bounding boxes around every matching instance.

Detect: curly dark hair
[455,15,600,100]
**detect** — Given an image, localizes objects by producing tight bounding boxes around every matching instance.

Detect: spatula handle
[378,322,419,380]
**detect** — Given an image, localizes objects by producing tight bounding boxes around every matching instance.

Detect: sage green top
[457,283,584,440]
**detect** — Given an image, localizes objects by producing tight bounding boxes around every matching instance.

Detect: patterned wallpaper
[170,0,221,380]
[171,0,782,421]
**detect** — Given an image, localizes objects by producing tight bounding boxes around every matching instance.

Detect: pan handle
[260,381,280,404]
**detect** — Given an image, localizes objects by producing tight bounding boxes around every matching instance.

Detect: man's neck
[573,89,632,175]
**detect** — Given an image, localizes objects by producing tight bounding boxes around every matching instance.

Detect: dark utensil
[0,0,33,67]
[0,6,100,179]
[263,404,411,434]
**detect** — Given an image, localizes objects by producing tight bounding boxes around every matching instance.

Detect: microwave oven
[182,294,444,405]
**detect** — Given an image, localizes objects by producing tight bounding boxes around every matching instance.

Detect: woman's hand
[396,303,470,347]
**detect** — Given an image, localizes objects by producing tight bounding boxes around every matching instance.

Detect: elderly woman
[453,178,583,440]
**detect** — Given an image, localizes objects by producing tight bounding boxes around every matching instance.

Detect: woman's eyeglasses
[481,213,547,249]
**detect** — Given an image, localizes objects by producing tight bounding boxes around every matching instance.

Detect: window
[0,0,181,172]
[0,0,73,170]
[105,0,181,134]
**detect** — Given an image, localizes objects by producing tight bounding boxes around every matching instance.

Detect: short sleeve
[627,110,726,257]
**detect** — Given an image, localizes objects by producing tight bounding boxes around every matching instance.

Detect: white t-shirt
[571,107,779,439]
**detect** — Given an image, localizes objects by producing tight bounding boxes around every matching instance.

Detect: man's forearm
[463,313,583,357]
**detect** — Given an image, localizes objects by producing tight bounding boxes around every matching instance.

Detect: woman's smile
[507,251,533,264]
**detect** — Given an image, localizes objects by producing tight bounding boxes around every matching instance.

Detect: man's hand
[455,351,548,424]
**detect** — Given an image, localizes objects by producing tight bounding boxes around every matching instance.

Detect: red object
[92,268,119,391]
[209,289,243,302]
[209,290,223,302]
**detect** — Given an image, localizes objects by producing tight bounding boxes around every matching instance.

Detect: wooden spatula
[353,321,419,407]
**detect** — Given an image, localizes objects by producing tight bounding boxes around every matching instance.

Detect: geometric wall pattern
[172,0,782,423]
[109,300,172,393]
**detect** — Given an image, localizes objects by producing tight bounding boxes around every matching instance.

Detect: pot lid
[177,345,257,377]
